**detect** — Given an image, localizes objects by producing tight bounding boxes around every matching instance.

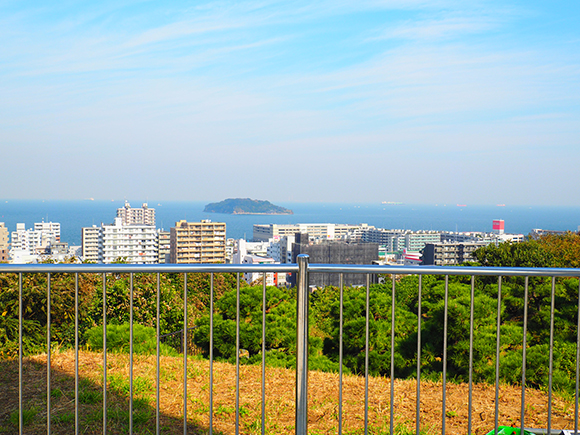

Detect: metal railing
[1,256,579,434]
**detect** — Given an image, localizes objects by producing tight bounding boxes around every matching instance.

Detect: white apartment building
[100,218,158,264]
[117,201,156,226]
[441,231,524,245]
[498,233,525,243]
[242,254,278,286]
[11,222,60,254]
[361,229,441,252]
[225,238,236,263]
[34,222,61,242]
[232,239,272,264]
[253,223,374,242]
[81,225,101,263]
[266,235,295,263]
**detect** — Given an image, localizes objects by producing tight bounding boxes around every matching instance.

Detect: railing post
[296,254,310,435]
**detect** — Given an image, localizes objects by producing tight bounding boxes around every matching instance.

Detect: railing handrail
[3,256,580,434]
[308,264,580,277]
[0,263,299,274]
[2,262,580,277]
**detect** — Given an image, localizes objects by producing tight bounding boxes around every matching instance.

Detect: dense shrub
[1,234,580,395]
[85,323,178,356]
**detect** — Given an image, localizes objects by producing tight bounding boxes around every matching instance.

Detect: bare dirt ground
[0,350,577,434]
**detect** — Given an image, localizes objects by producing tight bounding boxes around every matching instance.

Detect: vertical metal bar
[390,274,396,435]
[575,278,580,435]
[494,276,502,435]
[209,273,214,435]
[548,277,556,435]
[295,254,309,435]
[47,272,51,435]
[156,273,161,435]
[442,275,449,435]
[236,273,240,435]
[129,273,134,435]
[521,277,529,435]
[103,273,107,434]
[75,273,79,435]
[339,273,344,435]
[261,273,267,435]
[468,275,475,435]
[183,273,188,435]
[364,274,370,435]
[18,272,23,435]
[416,275,422,435]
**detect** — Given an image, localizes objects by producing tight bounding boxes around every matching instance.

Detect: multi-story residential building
[116,201,156,226]
[441,230,524,245]
[405,231,442,251]
[225,238,236,263]
[11,222,60,254]
[422,242,488,266]
[158,230,170,264]
[82,222,167,264]
[81,225,101,263]
[361,229,441,253]
[232,239,271,264]
[100,218,158,264]
[170,220,226,264]
[34,222,61,242]
[266,235,295,263]
[242,254,277,286]
[0,222,9,262]
[253,223,374,242]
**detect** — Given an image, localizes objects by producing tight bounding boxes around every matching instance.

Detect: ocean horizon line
[2,198,580,209]
[1,200,580,247]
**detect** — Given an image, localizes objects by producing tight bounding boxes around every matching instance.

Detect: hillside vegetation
[0,233,579,397]
[203,198,293,214]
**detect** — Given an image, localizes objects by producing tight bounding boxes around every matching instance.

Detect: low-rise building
[361,228,441,252]
[232,239,271,264]
[242,254,278,286]
[253,223,374,242]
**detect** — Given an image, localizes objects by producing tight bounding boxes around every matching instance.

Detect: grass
[50,387,63,398]
[0,349,577,435]
[9,407,37,427]
[52,411,74,425]
[79,389,102,404]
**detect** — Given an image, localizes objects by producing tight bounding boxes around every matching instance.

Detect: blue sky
[1,0,579,205]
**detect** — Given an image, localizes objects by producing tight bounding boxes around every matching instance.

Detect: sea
[1,200,579,246]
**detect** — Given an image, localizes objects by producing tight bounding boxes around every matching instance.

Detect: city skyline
[1,0,579,205]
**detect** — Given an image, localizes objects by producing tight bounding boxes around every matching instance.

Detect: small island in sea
[203,198,293,215]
